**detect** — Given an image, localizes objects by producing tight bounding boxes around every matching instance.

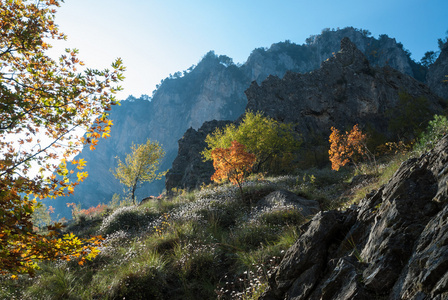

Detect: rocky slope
[167,38,444,191]
[260,135,448,300]
[49,28,430,218]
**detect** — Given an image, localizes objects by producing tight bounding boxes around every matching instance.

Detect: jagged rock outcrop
[245,37,444,142]
[427,42,448,99]
[242,27,424,83]
[260,136,448,300]
[165,120,232,192]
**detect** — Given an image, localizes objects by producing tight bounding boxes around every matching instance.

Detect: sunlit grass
[7,152,411,299]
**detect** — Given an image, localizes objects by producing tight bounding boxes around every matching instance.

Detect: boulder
[253,190,320,218]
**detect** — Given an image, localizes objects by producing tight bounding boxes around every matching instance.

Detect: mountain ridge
[46,27,438,219]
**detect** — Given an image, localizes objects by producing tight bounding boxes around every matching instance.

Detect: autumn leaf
[211,141,256,197]
[0,0,123,276]
[329,124,367,171]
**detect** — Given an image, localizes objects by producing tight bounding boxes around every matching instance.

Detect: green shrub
[202,111,301,174]
[414,114,448,154]
[230,224,280,251]
[100,206,158,235]
[258,208,305,227]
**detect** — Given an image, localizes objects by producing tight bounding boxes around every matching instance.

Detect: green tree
[420,51,438,67]
[202,111,301,173]
[415,114,448,153]
[112,139,166,204]
[0,0,124,277]
[387,92,431,141]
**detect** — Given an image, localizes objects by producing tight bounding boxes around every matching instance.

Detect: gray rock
[261,135,448,300]
[427,42,448,100]
[165,120,232,192]
[245,37,444,144]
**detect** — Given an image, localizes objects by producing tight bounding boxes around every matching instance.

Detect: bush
[100,206,157,235]
[258,208,305,227]
[414,114,448,154]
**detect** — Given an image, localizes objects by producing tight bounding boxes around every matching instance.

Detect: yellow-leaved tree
[0,0,125,277]
[328,124,376,172]
[112,139,166,204]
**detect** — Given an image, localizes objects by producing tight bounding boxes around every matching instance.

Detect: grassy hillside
[0,152,411,299]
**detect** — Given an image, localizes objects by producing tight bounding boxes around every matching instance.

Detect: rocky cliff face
[48,28,428,218]
[427,42,448,100]
[167,38,444,191]
[260,135,448,300]
[165,120,232,192]
[245,37,444,140]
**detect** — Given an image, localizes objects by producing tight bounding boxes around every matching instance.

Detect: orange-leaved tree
[329,124,375,172]
[0,0,124,277]
[211,141,256,197]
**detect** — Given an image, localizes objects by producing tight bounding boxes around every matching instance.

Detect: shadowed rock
[253,190,320,218]
[261,135,448,300]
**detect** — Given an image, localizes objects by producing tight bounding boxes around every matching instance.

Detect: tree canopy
[202,111,301,174]
[329,124,369,172]
[112,139,166,204]
[0,0,125,276]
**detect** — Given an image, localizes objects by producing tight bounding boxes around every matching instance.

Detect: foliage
[420,51,438,67]
[203,111,301,174]
[376,141,412,157]
[112,139,166,204]
[0,0,124,277]
[31,202,52,230]
[211,141,256,197]
[329,124,373,172]
[414,114,448,154]
[387,92,431,141]
[67,203,108,221]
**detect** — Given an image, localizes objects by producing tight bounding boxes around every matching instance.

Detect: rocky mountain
[243,27,426,83]
[260,134,448,300]
[166,38,445,191]
[245,37,444,141]
[47,27,431,218]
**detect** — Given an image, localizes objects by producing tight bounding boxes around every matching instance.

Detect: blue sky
[50,0,448,99]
